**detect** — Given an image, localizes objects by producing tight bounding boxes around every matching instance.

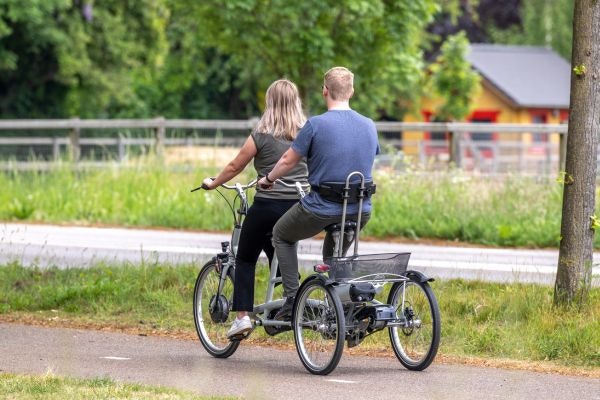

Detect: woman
[202,79,308,338]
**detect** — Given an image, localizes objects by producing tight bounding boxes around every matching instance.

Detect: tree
[425,0,521,59]
[180,0,439,118]
[427,31,480,166]
[488,0,574,60]
[0,0,168,118]
[426,1,573,61]
[132,1,251,119]
[555,0,600,305]
[428,31,480,122]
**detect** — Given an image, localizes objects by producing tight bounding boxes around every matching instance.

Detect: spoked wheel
[292,278,345,375]
[193,260,240,358]
[387,279,440,370]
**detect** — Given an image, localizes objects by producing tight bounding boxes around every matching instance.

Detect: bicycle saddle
[324,220,358,233]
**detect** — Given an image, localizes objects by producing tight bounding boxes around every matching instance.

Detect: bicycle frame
[195,178,308,329]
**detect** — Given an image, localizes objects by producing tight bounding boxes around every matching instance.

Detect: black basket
[325,253,410,282]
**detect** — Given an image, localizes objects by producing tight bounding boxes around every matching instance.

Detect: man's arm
[257,147,302,188]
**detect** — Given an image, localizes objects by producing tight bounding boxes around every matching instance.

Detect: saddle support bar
[338,171,366,257]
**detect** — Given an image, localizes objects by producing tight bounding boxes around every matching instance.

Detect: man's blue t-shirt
[291,109,379,216]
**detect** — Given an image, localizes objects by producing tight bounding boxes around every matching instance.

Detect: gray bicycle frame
[214,179,308,329]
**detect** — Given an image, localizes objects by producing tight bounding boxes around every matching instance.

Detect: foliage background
[0,0,574,120]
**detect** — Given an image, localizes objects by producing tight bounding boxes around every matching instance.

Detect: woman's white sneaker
[227,316,253,339]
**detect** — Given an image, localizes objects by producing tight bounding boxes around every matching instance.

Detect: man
[257,66,379,320]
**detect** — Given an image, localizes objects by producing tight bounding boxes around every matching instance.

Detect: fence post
[449,128,461,168]
[154,116,165,159]
[117,135,125,163]
[559,131,567,173]
[69,117,81,162]
[418,140,425,165]
[52,136,60,161]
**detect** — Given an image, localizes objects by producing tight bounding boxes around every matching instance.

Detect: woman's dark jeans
[232,197,298,311]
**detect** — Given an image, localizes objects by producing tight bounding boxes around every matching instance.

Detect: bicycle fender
[405,270,435,283]
[300,273,336,288]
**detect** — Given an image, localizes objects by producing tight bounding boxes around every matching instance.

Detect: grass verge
[1,262,598,375]
[0,373,233,399]
[0,165,585,248]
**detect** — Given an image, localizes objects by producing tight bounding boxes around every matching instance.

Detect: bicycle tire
[387,279,440,370]
[293,277,345,375]
[193,259,240,358]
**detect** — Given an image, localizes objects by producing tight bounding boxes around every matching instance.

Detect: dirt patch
[1,313,597,378]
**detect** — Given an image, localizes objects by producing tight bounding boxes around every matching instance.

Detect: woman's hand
[202,177,216,190]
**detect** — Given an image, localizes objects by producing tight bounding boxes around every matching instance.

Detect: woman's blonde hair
[254,79,306,140]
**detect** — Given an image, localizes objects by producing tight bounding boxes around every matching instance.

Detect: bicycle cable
[215,187,237,223]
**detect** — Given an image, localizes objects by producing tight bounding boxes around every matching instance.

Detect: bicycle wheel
[387,279,440,371]
[293,278,345,375]
[193,259,240,358]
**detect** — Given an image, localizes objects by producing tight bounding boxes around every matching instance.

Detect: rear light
[314,264,330,273]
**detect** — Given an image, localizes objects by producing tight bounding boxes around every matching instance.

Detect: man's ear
[349,88,354,99]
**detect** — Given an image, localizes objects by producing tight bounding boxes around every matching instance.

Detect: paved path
[2,223,599,285]
[1,323,598,400]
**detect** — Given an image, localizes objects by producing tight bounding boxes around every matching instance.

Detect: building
[403,44,571,160]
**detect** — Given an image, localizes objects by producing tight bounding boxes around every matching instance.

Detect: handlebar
[190,179,257,192]
[191,178,309,198]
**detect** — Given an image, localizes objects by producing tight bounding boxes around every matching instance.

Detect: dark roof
[467,44,571,109]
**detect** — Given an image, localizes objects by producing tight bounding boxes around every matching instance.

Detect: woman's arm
[203,136,257,189]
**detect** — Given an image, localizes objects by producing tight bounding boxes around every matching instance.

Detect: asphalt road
[1,323,598,400]
[2,223,600,285]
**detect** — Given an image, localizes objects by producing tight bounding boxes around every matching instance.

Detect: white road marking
[326,379,356,384]
[100,356,131,360]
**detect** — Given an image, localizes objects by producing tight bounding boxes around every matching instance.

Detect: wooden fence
[0,118,569,174]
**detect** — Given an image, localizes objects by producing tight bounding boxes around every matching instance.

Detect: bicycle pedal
[229,331,251,341]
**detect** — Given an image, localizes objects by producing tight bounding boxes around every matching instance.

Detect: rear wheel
[193,259,240,358]
[293,278,345,375]
[388,280,440,370]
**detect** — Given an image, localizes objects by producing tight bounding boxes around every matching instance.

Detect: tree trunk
[555,0,600,305]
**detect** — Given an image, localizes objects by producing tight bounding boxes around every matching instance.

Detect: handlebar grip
[191,178,216,192]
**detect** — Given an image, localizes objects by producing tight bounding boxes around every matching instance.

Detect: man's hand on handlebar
[257,176,273,190]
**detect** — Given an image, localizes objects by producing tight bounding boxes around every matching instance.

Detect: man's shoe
[227,316,253,339]
[274,297,295,321]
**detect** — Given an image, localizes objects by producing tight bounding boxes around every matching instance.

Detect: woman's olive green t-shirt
[251,131,308,200]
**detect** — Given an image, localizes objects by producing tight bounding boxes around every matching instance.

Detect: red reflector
[314,264,330,273]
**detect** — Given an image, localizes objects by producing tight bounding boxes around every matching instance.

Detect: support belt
[311,181,376,204]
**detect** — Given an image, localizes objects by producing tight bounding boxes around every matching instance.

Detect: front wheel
[293,278,345,375]
[193,259,239,358]
[387,279,440,371]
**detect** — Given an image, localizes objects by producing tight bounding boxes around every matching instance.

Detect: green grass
[0,373,234,399]
[0,164,582,247]
[1,262,598,368]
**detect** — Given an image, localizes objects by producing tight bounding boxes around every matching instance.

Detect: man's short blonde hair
[323,67,354,101]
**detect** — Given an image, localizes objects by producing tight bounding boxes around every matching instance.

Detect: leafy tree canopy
[0,0,167,118]
[427,0,573,61]
[184,0,439,118]
[488,0,573,60]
